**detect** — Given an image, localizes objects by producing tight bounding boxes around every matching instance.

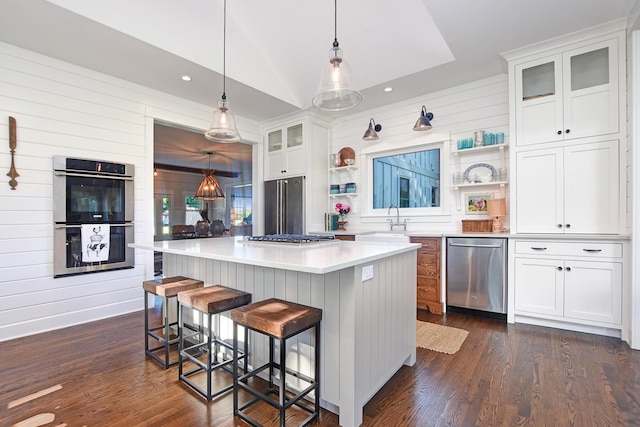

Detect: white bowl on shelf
[344,158,355,166]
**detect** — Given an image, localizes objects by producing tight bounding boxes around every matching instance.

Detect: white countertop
[312,230,631,241]
[131,237,420,275]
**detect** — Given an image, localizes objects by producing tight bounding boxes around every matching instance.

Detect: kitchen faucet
[387,204,407,231]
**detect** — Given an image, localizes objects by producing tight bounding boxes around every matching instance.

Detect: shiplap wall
[0,42,261,341]
[330,75,510,232]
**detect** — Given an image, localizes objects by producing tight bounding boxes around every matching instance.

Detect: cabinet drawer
[411,237,440,253]
[417,252,439,267]
[417,276,439,288]
[417,285,439,303]
[417,264,438,276]
[514,241,622,258]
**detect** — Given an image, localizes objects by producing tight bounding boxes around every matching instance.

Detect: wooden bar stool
[177,286,252,402]
[231,298,322,427]
[143,276,204,369]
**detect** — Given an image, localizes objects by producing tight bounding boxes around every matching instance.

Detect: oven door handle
[54,171,134,181]
[55,223,134,229]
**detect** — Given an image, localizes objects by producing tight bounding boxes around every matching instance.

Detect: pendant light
[362,118,381,141]
[412,106,434,131]
[194,152,225,200]
[312,0,362,111]
[204,0,241,143]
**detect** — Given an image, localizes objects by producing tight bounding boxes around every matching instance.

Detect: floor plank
[1,309,638,426]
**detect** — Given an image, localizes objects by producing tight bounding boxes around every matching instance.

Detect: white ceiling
[0,0,638,170]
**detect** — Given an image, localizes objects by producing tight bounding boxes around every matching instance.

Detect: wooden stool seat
[178,285,252,402]
[231,299,322,427]
[231,298,322,339]
[143,276,204,297]
[178,286,252,314]
[143,276,204,369]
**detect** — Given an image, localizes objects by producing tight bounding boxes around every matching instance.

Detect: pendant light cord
[222,0,227,100]
[333,0,339,48]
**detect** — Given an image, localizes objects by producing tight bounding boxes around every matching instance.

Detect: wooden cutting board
[338,147,355,166]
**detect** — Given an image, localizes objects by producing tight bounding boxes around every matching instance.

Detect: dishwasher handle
[448,242,502,249]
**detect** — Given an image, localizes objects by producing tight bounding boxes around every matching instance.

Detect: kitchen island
[132,237,420,427]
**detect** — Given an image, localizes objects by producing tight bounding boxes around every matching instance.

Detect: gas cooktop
[245,234,336,244]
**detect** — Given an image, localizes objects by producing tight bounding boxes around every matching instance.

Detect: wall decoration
[8,116,18,190]
[465,192,493,215]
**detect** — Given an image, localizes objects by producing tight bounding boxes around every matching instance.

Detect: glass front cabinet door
[265,123,305,179]
[515,38,618,147]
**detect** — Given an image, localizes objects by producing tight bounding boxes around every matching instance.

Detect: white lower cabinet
[514,257,564,316]
[513,240,623,329]
[564,260,622,324]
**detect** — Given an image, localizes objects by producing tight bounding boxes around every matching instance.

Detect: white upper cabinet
[515,38,619,147]
[265,123,305,179]
[515,140,619,234]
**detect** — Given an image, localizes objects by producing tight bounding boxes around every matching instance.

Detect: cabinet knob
[565,129,570,134]
[557,266,563,271]
[557,130,562,135]
[557,224,563,228]
[566,267,571,272]
[565,224,571,228]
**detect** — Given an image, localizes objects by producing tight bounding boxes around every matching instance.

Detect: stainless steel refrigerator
[264,176,305,235]
[446,237,507,315]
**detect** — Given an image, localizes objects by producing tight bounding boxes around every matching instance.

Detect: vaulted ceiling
[1,0,638,171]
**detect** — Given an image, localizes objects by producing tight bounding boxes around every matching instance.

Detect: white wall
[330,75,510,232]
[0,41,262,341]
[630,30,640,349]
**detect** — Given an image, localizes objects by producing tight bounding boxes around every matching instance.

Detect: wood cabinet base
[411,237,442,315]
[418,301,443,314]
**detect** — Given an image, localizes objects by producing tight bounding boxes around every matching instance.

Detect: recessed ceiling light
[384,87,393,92]
[181,75,192,82]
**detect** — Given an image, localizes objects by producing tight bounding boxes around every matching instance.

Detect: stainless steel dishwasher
[446,237,507,317]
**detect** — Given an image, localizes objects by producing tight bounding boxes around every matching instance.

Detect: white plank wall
[0,41,262,341]
[163,249,417,427]
[328,75,510,232]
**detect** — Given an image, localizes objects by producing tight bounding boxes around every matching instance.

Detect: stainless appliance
[264,176,305,235]
[446,237,507,317]
[53,156,135,277]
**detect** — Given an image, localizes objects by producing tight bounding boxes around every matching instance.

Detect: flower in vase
[335,202,350,221]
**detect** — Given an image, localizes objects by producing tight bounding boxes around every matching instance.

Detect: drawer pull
[582,248,602,253]
[531,247,547,251]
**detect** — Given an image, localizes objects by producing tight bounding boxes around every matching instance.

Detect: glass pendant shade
[205,96,241,143]
[194,170,225,200]
[205,0,240,144]
[413,106,434,131]
[313,44,362,111]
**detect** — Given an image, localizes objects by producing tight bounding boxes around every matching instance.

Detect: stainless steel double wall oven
[53,156,134,277]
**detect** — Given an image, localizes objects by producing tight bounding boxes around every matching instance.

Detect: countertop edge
[131,241,421,275]
[311,230,631,241]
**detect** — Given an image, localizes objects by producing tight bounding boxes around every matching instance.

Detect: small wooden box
[461,219,493,232]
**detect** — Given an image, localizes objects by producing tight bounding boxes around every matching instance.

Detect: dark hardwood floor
[1,309,639,426]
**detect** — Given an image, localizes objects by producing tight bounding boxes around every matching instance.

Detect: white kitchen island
[132,237,419,427]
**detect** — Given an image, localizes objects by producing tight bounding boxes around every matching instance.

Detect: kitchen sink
[355,232,410,243]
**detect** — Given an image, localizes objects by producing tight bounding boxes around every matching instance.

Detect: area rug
[416,321,469,355]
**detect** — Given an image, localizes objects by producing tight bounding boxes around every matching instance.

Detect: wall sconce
[362,118,382,141]
[412,106,434,131]
[487,198,507,232]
